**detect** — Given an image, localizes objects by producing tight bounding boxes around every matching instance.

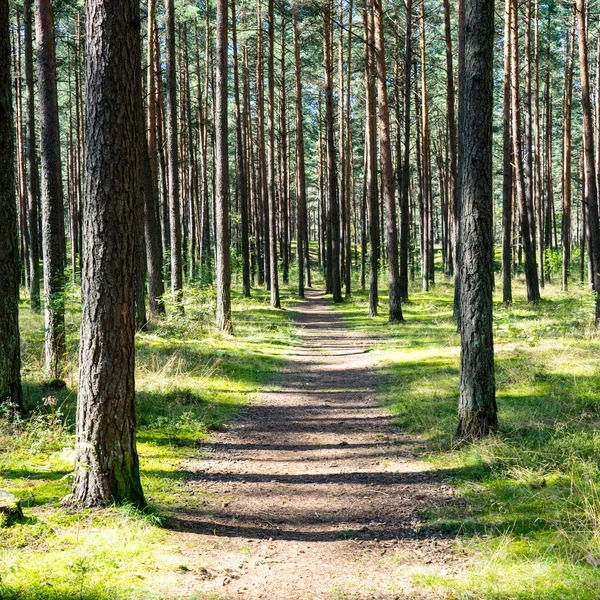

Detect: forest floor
[4,271,600,599]
[168,289,462,599]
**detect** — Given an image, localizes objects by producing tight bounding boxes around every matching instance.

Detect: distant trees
[0,0,22,412]
[72,0,144,507]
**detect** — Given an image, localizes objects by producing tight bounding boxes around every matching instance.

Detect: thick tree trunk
[24,0,40,312]
[0,0,23,411]
[36,0,66,379]
[373,0,403,323]
[457,0,497,440]
[344,0,353,298]
[72,0,145,508]
[166,0,183,310]
[215,0,233,330]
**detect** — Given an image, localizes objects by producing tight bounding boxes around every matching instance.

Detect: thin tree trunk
[36,0,66,379]
[24,0,40,311]
[293,5,306,298]
[215,0,233,330]
[324,0,342,302]
[232,0,250,298]
[562,13,574,291]
[364,0,378,315]
[502,0,512,304]
[373,0,403,323]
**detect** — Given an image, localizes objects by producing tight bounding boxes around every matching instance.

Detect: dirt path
[170,290,462,599]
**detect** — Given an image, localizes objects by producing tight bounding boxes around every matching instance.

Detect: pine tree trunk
[324,0,342,303]
[456,0,497,440]
[576,0,600,321]
[399,0,412,302]
[215,0,233,330]
[502,0,512,305]
[293,6,306,298]
[165,0,183,310]
[0,0,23,411]
[24,0,40,311]
[562,13,574,291]
[72,0,145,508]
[373,0,403,323]
[510,0,540,303]
[36,0,66,379]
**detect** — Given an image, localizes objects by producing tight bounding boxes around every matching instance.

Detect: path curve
[171,289,461,599]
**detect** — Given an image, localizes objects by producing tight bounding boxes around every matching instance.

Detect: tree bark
[165,0,183,310]
[36,0,66,379]
[0,0,23,412]
[502,0,512,304]
[293,5,306,298]
[72,0,145,508]
[456,0,497,440]
[24,0,40,312]
[373,0,403,323]
[215,0,233,330]
[576,0,600,321]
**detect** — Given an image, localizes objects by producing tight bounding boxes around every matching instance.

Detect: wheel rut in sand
[170,289,464,599]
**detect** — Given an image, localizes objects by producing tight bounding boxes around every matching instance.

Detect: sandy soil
[167,290,466,599]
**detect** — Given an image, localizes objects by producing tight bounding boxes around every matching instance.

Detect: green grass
[333,271,600,599]
[0,283,299,600]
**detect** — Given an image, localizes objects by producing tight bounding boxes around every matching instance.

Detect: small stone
[0,490,24,525]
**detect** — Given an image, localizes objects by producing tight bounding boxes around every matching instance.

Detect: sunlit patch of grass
[0,283,298,599]
[332,274,600,599]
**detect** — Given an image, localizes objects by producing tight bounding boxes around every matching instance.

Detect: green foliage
[334,275,600,599]
[0,284,298,599]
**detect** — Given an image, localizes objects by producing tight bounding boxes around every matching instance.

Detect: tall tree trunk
[576,0,600,320]
[293,5,306,298]
[279,17,290,286]
[215,0,233,329]
[36,0,66,379]
[443,0,458,287]
[457,0,497,440]
[72,0,145,508]
[257,0,269,290]
[166,0,183,310]
[510,0,540,303]
[0,0,23,411]
[562,13,575,291]
[324,0,342,302]
[232,0,250,298]
[502,0,512,304]
[343,0,353,298]
[24,0,40,311]
[267,0,280,308]
[399,0,412,302]
[373,0,403,323]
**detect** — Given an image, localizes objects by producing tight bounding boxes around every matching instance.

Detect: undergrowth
[335,272,600,599]
[0,284,298,600]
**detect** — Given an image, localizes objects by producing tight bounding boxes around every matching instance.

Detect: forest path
[170,289,462,599]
